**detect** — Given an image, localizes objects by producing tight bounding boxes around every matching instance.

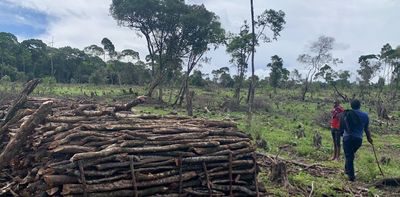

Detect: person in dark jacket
[330,100,344,160]
[339,99,373,181]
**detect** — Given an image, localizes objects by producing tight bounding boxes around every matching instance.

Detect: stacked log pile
[0,94,262,196]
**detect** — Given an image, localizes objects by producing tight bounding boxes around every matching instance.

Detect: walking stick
[371,143,385,177]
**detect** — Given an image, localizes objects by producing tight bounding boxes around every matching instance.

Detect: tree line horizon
[1,0,399,102]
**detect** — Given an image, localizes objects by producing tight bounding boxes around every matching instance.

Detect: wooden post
[229,151,233,197]
[78,160,88,197]
[129,156,138,197]
[202,162,212,196]
[252,152,260,197]
[178,154,183,196]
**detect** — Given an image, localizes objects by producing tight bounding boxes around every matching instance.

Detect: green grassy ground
[1,82,399,196]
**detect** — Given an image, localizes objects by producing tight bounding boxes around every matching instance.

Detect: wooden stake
[78,160,88,197]
[252,152,260,197]
[229,151,233,197]
[129,156,138,197]
[202,162,212,197]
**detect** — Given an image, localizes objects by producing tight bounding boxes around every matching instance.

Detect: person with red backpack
[330,100,344,161]
[340,99,373,181]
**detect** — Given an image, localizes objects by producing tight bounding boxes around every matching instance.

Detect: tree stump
[295,124,306,139]
[313,131,322,149]
[376,103,389,120]
[269,161,289,187]
[256,139,268,150]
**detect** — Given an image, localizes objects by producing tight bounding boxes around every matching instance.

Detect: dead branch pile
[0,93,262,196]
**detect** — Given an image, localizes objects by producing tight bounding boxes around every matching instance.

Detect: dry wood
[1,79,40,126]
[43,175,79,187]
[51,145,96,154]
[373,177,400,187]
[0,101,52,168]
[270,161,289,187]
[0,96,261,196]
[71,141,220,161]
[113,96,147,112]
[63,186,169,197]
[73,104,97,116]
[62,171,197,194]
[147,132,209,141]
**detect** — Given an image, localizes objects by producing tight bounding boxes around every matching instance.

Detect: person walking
[330,100,344,161]
[340,99,373,181]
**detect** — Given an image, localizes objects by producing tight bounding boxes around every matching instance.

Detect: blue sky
[0,1,48,39]
[1,0,400,81]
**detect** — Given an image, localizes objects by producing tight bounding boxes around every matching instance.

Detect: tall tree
[357,54,381,99]
[173,4,225,106]
[20,39,49,78]
[227,7,285,106]
[101,38,116,61]
[390,46,400,98]
[380,43,394,84]
[297,36,342,100]
[84,45,104,58]
[248,5,285,112]
[226,23,253,105]
[0,32,19,66]
[111,0,192,97]
[267,55,288,93]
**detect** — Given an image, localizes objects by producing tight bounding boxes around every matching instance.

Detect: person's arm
[365,115,373,144]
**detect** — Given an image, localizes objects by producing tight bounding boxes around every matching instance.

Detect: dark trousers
[343,136,362,180]
[331,128,342,148]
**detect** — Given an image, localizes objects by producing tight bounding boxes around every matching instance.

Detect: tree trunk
[234,86,241,106]
[269,161,289,187]
[158,87,163,102]
[248,0,256,124]
[332,83,348,102]
[146,74,163,97]
[186,90,195,116]
[301,80,309,101]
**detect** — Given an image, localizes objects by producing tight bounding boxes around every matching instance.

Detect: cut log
[0,101,52,168]
[1,79,40,126]
[63,186,169,197]
[373,177,400,187]
[62,171,197,194]
[71,142,220,161]
[113,96,147,112]
[44,175,79,187]
[51,145,96,154]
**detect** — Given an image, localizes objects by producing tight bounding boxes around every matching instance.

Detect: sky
[1,0,399,80]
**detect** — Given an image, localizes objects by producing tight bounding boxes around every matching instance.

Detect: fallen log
[44,175,79,187]
[373,177,400,187]
[113,96,147,112]
[0,101,52,168]
[1,79,40,126]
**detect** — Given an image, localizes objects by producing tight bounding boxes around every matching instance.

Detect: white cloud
[4,0,400,80]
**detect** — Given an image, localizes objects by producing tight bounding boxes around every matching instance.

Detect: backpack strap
[344,113,352,134]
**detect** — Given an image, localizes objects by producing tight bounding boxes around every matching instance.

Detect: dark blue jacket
[342,109,369,139]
